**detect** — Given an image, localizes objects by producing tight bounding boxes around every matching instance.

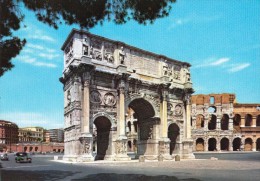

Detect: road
[0,152,260,181]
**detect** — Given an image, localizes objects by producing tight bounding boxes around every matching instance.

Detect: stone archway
[221,114,229,130]
[244,138,253,151]
[208,138,217,151]
[196,115,204,129]
[196,138,204,151]
[220,138,229,151]
[257,115,260,126]
[168,123,180,155]
[94,116,112,160]
[245,114,252,126]
[233,137,241,151]
[208,115,217,130]
[128,98,159,158]
[256,138,260,151]
[233,114,241,133]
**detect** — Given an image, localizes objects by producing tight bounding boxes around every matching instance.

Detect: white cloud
[20,24,56,43]
[39,53,60,60]
[17,55,57,68]
[18,55,36,64]
[28,35,55,42]
[193,57,230,68]
[228,63,250,73]
[168,14,221,30]
[210,58,230,66]
[0,112,63,129]
[34,61,57,68]
[26,43,44,50]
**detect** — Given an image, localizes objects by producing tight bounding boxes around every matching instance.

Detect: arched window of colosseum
[196,115,204,128]
[208,106,216,113]
[257,138,260,151]
[208,138,217,151]
[220,137,229,151]
[210,97,215,104]
[244,138,253,151]
[233,114,241,126]
[208,115,217,130]
[196,138,204,151]
[256,115,260,126]
[233,137,241,151]
[245,114,252,126]
[221,114,229,130]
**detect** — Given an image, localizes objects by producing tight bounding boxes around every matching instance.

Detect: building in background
[0,120,19,152]
[191,93,260,152]
[18,126,44,143]
[49,128,64,143]
[233,103,260,151]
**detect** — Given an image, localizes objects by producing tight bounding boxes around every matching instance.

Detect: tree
[0,0,175,76]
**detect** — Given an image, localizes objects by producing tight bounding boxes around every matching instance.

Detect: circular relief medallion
[103,92,116,106]
[90,91,101,104]
[175,104,183,116]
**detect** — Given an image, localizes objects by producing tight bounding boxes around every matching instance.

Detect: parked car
[0,153,9,161]
[15,152,32,163]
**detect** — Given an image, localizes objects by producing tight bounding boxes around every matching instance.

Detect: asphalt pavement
[0,152,260,181]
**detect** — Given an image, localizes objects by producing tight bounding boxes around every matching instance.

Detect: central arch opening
[94,116,111,160]
[168,123,180,155]
[128,98,156,156]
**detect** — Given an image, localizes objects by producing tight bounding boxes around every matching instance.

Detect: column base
[77,154,95,162]
[63,155,78,162]
[182,139,195,159]
[115,139,131,161]
[159,139,173,161]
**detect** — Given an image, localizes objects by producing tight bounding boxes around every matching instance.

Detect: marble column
[241,116,245,127]
[252,116,256,127]
[252,141,256,151]
[115,79,130,161]
[186,97,191,139]
[78,69,94,161]
[182,93,195,159]
[158,85,172,160]
[82,76,91,135]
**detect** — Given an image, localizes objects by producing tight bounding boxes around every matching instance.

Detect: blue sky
[0,0,259,129]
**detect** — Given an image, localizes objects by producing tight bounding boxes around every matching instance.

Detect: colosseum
[191,94,260,152]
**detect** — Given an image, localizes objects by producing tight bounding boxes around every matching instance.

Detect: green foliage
[0,0,175,76]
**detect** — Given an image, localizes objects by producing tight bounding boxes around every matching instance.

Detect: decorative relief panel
[103,92,116,106]
[90,90,102,104]
[175,104,183,116]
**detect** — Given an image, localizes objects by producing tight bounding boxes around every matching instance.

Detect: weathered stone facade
[233,103,260,151]
[60,29,194,162]
[191,93,260,152]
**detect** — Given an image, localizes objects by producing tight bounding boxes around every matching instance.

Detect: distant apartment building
[0,120,19,146]
[191,93,260,152]
[18,126,44,143]
[48,128,64,143]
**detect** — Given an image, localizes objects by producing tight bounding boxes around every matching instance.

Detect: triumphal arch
[60,29,194,162]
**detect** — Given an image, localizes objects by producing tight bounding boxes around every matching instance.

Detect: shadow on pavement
[0,170,80,181]
[72,173,201,181]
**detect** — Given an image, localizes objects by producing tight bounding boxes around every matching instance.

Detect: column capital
[160,83,170,101]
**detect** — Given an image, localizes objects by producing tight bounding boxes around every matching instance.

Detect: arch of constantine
[60,29,194,162]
